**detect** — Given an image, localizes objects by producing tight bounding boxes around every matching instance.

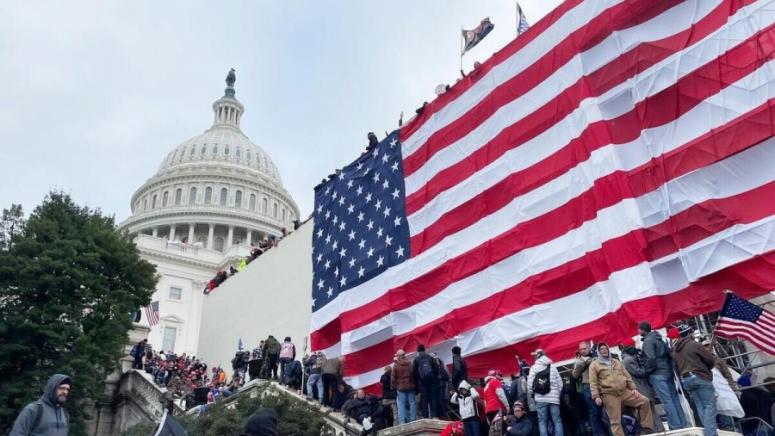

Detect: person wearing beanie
[572,341,606,436]
[9,374,72,436]
[638,321,687,429]
[671,325,718,436]
[240,408,278,436]
[451,380,481,436]
[505,401,533,436]
[450,346,468,391]
[589,343,654,436]
[620,339,664,432]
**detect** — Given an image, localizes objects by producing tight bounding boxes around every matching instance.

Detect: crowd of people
[129,321,775,436]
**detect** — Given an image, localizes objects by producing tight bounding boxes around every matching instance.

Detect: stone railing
[112,369,185,433]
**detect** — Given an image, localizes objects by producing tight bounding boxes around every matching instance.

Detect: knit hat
[451,346,462,355]
[677,323,693,337]
[638,321,652,332]
[620,337,636,347]
[531,348,544,358]
[241,408,278,436]
[667,327,680,340]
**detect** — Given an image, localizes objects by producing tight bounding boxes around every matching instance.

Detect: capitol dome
[119,71,299,255]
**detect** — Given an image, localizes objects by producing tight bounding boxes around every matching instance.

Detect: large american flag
[311,0,775,388]
[715,293,775,355]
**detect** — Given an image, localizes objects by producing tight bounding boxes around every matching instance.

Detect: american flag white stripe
[716,320,775,350]
[311,0,775,387]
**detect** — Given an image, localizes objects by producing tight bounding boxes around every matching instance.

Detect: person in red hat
[483,370,509,431]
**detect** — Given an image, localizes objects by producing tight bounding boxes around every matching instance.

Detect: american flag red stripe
[715,293,775,354]
[310,0,775,388]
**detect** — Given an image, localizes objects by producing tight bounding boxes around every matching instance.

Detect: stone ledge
[378,419,448,436]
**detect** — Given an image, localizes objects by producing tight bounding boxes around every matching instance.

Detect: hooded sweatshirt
[450,380,480,421]
[588,347,635,398]
[10,374,71,436]
[527,355,562,405]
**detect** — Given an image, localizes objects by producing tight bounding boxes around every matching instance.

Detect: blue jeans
[582,384,607,435]
[463,419,481,436]
[306,373,323,401]
[536,402,564,436]
[682,374,717,436]
[649,373,687,429]
[396,390,417,424]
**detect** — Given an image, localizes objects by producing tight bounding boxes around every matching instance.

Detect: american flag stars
[311,131,410,309]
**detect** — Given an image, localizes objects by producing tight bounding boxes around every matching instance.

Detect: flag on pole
[715,293,775,355]
[311,0,775,388]
[154,411,188,436]
[462,17,494,53]
[517,2,530,35]
[238,337,244,352]
[144,301,159,327]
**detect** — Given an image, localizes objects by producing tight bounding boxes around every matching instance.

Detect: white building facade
[119,73,299,356]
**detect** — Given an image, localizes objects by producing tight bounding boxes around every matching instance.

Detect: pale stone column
[169,224,176,242]
[188,223,195,244]
[246,229,252,247]
[152,227,158,238]
[226,225,234,250]
[207,224,215,249]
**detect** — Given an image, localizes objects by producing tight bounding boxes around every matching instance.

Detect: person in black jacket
[344,389,387,435]
[450,346,468,392]
[412,344,440,419]
[380,366,397,427]
[432,352,451,419]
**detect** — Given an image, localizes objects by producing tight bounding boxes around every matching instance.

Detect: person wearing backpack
[278,336,296,385]
[263,335,281,380]
[9,373,71,436]
[527,349,563,436]
[588,342,654,436]
[638,321,687,430]
[412,344,439,419]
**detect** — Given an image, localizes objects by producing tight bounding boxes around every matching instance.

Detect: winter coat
[9,373,71,436]
[572,355,593,383]
[380,371,396,400]
[527,355,562,405]
[322,357,343,378]
[588,357,635,399]
[451,354,468,388]
[304,354,321,375]
[671,337,715,381]
[264,336,281,355]
[641,331,673,376]
[507,376,528,407]
[391,357,416,392]
[505,414,533,436]
[621,351,656,402]
[451,380,480,421]
[279,341,295,359]
[412,352,438,384]
[484,377,509,414]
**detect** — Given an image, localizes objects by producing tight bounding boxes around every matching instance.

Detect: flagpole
[709,289,733,346]
[460,26,465,74]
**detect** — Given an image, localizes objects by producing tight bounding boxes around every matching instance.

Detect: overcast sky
[0,1,562,222]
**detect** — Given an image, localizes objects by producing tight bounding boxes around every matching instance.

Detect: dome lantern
[212,68,243,130]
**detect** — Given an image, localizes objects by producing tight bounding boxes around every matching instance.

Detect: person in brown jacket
[391,349,417,424]
[672,324,718,436]
[588,342,654,436]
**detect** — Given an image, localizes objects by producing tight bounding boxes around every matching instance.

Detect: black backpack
[417,356,435,381]
[532,365,552,395]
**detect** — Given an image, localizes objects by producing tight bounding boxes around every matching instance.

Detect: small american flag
[144,301,159,327]
[715,293,775,355]
[517,2,530,35]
